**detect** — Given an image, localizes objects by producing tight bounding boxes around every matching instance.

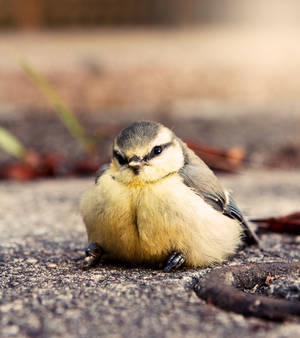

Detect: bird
[80,121,259,272]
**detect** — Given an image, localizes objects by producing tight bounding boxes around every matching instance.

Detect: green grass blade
[0,126,26,159]
[21,61,94,151]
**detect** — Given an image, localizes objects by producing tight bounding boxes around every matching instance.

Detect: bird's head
[110,121,185,185]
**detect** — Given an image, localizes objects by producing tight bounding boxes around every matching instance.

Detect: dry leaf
[251,212,300,234]
[186,140,245,173]
[0,150,62,181]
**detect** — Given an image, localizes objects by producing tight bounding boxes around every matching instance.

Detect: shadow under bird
[80,121,259,272]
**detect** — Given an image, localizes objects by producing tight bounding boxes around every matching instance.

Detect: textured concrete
[1,170,300,337]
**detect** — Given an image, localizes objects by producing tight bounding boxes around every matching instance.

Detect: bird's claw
[163,251,186,272]
[82,242,103,269]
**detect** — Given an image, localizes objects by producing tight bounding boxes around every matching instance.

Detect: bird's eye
[113,151,127,166]
[146,143,171,161]
[153,146,162,155]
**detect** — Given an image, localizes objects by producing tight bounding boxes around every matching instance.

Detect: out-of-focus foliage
[2,1,300,28]
[22,62,96,152]
[0,126,26,159]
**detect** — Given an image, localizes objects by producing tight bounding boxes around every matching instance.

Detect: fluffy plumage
[80,121,257,269]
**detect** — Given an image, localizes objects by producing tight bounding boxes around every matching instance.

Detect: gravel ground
[1,170,300,338]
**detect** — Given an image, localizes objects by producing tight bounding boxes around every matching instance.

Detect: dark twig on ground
[194,262,300,321]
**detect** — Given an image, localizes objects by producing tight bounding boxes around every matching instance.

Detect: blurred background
[1,0,300,176]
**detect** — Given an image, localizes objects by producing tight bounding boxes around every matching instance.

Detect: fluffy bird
[80,121,258,271]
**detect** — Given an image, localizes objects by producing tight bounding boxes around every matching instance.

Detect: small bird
[80,121,258,271]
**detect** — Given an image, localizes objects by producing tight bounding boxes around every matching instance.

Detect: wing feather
[178,139,259,245]
[95,164,109,184]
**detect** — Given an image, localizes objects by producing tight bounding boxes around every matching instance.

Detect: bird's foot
[163,251,186,272]
[83,242,103,269]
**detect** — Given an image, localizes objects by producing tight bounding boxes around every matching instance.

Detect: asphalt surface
[1,170,300,338]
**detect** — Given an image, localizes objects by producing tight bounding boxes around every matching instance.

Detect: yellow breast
[80,171,242,267]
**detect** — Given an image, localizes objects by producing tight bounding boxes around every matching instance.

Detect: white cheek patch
[150,144,184,172]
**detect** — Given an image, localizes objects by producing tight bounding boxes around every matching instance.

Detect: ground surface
[1,170,300,338]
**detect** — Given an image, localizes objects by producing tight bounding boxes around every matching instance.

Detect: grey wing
[223,193,260,245]
[179,163,259,245]
[95,163,109,184]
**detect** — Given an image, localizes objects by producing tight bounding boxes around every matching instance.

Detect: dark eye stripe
[113,150,128,165]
